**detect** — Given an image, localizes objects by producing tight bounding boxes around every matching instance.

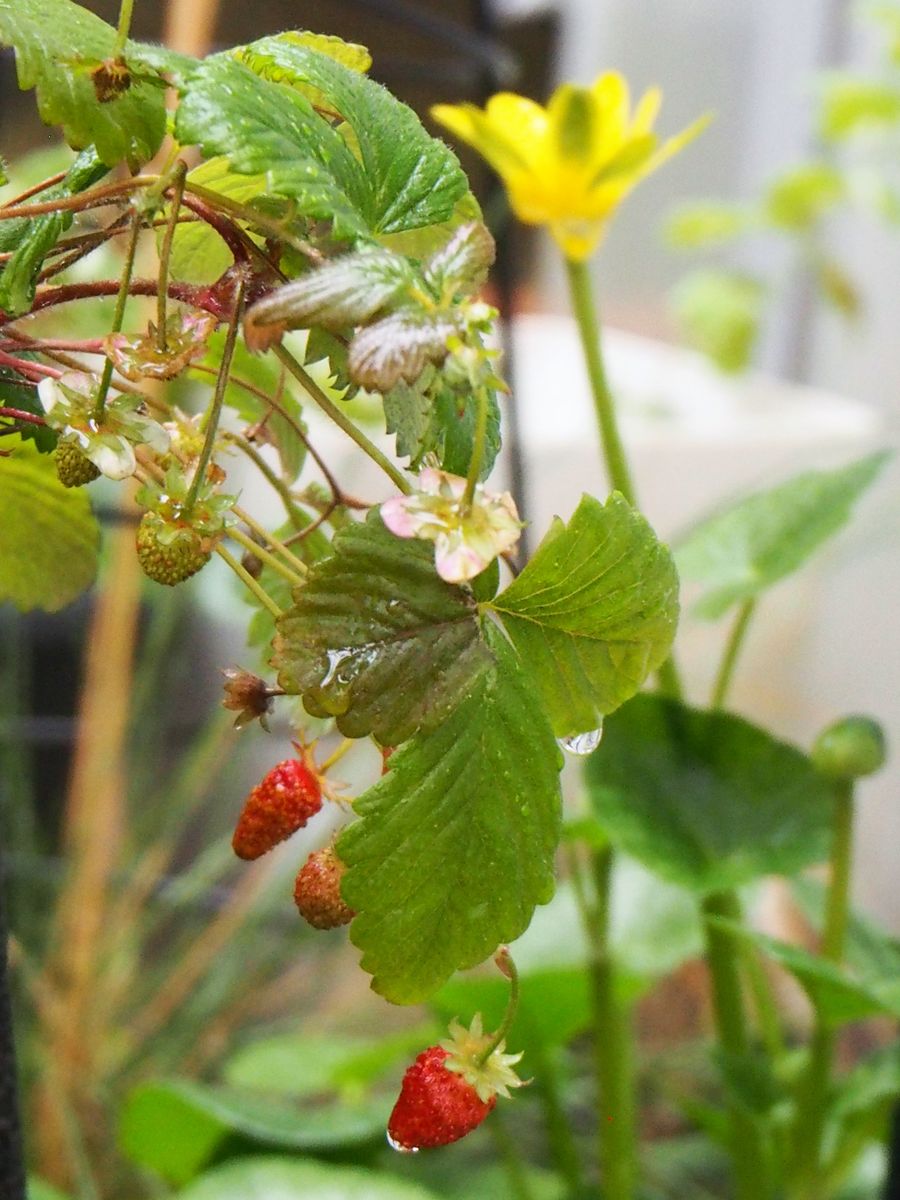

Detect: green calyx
[812,715,887,780]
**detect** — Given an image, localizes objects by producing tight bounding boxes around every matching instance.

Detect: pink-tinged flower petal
[435,535,489,582]
[381,496,421,539]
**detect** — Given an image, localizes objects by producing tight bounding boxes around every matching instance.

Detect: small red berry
[293,846,355,929]
[232,757,322,860]
[387,1016,523,1152]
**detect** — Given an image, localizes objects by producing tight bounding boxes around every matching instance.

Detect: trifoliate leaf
[490,493,679,738]
[0,436,99,611]
[229,36,469,235]
[671,269,765,373]
[586,695,835,895]
[676,452,890,619]
[175,55,370,241]
[0,0,167,166]
[273,513,492,745]
[763,163,844,231]
[0,147,106,315]
[339,624,562,1003]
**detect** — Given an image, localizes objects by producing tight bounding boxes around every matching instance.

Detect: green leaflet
[676,451,890,619]
[273,513,492,745]
[339,625,562,1003]
[0,0,167,166]
[0,146,107,315]
[586,695,835,894]
[491,493,679,738]
[0,436,99,612]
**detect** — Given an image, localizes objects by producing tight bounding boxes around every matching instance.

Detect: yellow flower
[432,74,707,262]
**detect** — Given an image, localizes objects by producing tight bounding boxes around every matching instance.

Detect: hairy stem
[92,212,143,420]
[156,162,187,352]
[112,0,135,56]
[273,344,411,495]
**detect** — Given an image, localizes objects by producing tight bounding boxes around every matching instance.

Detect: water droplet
[386,1131,419,1154]
[559,723,604,756]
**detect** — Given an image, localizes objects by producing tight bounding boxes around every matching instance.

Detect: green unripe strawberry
[812,716,887,781]
[55,440,100,488]
[136,513,211,586]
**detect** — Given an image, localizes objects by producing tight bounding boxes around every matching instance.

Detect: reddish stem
[0,350,62,381]
[1,170,68,208]
[179,193,254,263]
[0,176,156,221]
[0,406,45,426]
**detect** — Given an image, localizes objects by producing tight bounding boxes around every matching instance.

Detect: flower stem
[92,212,142,421]
[156,161,187,353]
[711,600,756,710]
[231,504,308,578]
[788,778,854,1196]
[462,384,489,510]
[215,545,282,618]
[113,0,135,57]
[184,276,244,515]
[479,949,520,1063]
[227,526,306,588]
[702,890,773,1200]
[273,344,411,495]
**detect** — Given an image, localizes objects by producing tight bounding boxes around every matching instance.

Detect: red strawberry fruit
[232,755,322,860]
[293,846,355,929]
[387,1015,523,1152]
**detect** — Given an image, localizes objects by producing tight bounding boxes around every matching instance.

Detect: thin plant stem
[273,344,412,495]
[225,433,305,527]
[0,176,158,222]
[92,212,142,420]
[216,545,282,618]
[184,276,245,515]
[590,845,637,1200]
[710,600,757,710]
[742,946,785,1063]
[788,778,854,1196]
[113,0,135,56]
[702,890,773,1200]
[227,525,305,588]
[156,162,187,352]
[231,504,308,577]
[462,384,489,510]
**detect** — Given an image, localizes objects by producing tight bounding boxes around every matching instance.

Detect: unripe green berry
[55,441,100,488]
[812,716,887,781]
[136,513,210,586]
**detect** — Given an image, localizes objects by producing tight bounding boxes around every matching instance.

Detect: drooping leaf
[120,1079,388,1184]
[676,452,890,619]
[229,36,469,235]
[175,54,370,241]
[708,920,900,1025]
[176,1158,440,1200]
[0,436,99,612]
[339,625,562,1003]
[0,146,106,315]
[490,493,679,738]
[274,513,492,745]
[671,268,765,373]
[763,163,845,230]
[586,695,835,894]
[0,0,167,166]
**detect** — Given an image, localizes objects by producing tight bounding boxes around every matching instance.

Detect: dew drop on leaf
[559,723,604,756]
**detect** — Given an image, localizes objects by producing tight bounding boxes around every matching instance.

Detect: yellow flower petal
[632,86,662,134]
[431,101,529,181]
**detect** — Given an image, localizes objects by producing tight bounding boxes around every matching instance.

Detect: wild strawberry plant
[0,2,895,1199]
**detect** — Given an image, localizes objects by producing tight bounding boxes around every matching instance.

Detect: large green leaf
[676,453,890,619]
[177,1158,440,1200]
[168,157,268,283]
[586,695,835,894]
[120,1080,388,1184]
[490,494,679,738]
[231,36,469,235]
[339,625,562,1003]
[0,0,167,166]
[0,147,107,315]
[273,513,492,745]
[0,437,99,612]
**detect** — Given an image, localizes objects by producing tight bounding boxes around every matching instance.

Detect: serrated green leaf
[231,36,469,235]
[708,919,900,1025]
[175,55,370,241]
[0,0,167,166]
[676,452,890,619]
[177,1158,440,1200]
[339,625,562,1003]
[274,513,491,744]
[586,695,835,894]
[664,201,753,249]
[168,157,268,283]
[491,493,679,738]
[671,269,765,373]
[0,437,99,612]
[234,30,372,112]
[819,73,900,140]
[763,163,845,230]
[120,1079,388,1184]
[0,146,106,315]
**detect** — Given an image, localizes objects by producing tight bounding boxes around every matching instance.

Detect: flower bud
[812,716,887,781]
